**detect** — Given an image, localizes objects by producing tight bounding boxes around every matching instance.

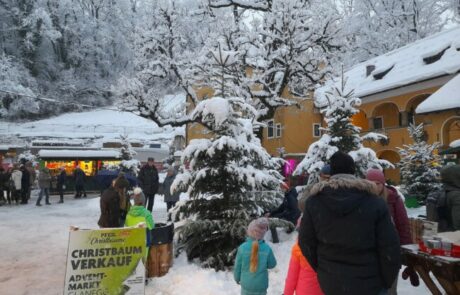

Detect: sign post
[63,227,146,295]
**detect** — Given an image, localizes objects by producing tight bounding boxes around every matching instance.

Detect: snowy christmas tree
[170,46,285,270]
[119,135,140,176]
[398,123,441,203]
[295,76,391,184]
[18,150,36,164]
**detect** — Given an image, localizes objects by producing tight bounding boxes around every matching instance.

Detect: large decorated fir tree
[170,45,286,270]
[398,123,441,203]
[295,77,391,184]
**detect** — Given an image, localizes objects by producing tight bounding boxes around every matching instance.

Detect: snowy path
[0,193,430,295]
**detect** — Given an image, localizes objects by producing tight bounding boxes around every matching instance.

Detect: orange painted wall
[261,99,323,156]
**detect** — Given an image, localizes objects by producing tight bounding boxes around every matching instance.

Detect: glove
[402,266,420,287]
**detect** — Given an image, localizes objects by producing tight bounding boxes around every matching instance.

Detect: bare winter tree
[118,0,343,140]
[340,0,457,64]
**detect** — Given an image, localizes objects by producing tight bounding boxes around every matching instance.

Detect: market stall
[402,244,460,295]
[38,149,121,193]
[406,218,460,295]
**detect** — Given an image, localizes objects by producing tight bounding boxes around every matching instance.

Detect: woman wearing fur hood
[298,151,401,295]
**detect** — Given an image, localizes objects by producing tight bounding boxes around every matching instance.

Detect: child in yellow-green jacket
[125,188,155,253]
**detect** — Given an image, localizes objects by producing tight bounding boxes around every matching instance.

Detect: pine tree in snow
[398,123,441,203]
[295,77,391,184]
[171,96,285,270]
[119,135,140,176]
[18,150,36,164]
[169,45,287,270]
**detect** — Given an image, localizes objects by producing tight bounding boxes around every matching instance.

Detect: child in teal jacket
[234,218,277,295]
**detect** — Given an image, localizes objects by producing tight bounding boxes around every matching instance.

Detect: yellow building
[186,27,460,182]
[262,27,460,182]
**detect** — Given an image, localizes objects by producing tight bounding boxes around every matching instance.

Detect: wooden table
[402,244,460,295]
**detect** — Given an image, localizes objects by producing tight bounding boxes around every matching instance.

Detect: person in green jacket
[234,217,277,295]
[441,164,460,230]
[125,187,155,252]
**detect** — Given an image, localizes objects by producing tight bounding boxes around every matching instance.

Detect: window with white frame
[276,123,282,138]
[267,120,274,138]
[313,123,321,137]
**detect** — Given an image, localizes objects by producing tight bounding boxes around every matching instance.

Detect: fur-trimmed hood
[308,174,379,196]
[305,174,379,217]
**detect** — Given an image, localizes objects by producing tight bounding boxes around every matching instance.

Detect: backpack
[426,189,450,232]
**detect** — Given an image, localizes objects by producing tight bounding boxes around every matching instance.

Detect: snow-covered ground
[0,194,431,295]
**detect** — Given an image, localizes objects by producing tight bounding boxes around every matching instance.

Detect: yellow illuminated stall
[38,149,121,192]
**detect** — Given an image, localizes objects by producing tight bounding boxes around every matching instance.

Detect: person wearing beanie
[366,168,414,294]
[125,187,155,251]
[299,151,401,295]
[234,218,277,295]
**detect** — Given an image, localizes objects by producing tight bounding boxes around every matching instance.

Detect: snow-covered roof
[38,149,120,159]
[0,109,180,146]
[416,74,460,113]
[316,26,460,104]
[0,144,25,150]
[31,139,85,146]
[451,139,460,148]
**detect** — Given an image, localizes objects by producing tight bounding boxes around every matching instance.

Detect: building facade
[186,26,460,183]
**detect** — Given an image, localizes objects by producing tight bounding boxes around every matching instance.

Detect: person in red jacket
[366,169,413,295]
[284,190,323,295]
[284,241,323,295]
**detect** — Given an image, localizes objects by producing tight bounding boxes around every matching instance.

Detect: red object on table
[418,241,460,258]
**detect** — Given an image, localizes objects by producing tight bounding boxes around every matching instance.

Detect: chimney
[366,65,375,77]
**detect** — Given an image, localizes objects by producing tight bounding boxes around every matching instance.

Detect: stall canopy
[38,149,120,159]
[416,74,460,114]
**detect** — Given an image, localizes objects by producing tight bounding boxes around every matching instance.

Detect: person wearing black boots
[19,165,30,204]
[57,167,67,203]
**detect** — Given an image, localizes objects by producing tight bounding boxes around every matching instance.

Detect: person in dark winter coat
[19,165,30,204]
[299,151,401,295]
[115,172,130,226]
[441,164,460,230]
[137,157,159,212]
[56,167,66,203]
[25,161,36,200]
[163,166,180,214]
[98,179,123,228]
[267,183,301,225]
[265,180,301,243]
[36,167,52,206]
[73,166,86,198]
[0,167,7,204]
